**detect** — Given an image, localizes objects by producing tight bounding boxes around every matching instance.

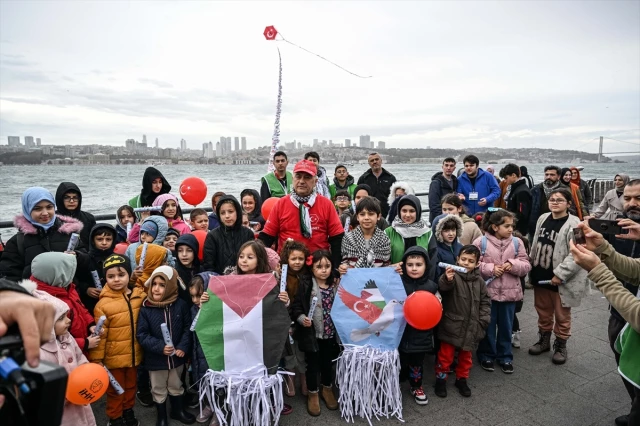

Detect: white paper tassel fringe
[336,345,404,425]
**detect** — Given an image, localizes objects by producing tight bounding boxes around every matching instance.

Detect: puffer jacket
[203,195,254,274]
[530,213,590,307]
[55,182,96,246]
[190,305,209,382]
[0,214,86,282]
[398,246,439,354]
[125,215,173,271]
[473,233,531,302]
[437,268,491,351]
[89,285,146,369]
[40,330,96,426]
[431,214,464,277]
[137,298,191,371]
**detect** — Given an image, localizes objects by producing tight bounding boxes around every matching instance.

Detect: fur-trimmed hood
[13,214,84,236]
[432,214,464,243]
[388,181,414,205]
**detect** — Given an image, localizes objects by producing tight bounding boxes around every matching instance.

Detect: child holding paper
[291,249,340,417]
[78,223,117,315]
[89,254,145,426]
[136,265,194,425]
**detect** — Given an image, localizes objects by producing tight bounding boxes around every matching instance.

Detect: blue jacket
[137,298,192,371]
[457,169,501,215]
[190,305,209,382]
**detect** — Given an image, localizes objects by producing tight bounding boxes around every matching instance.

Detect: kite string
[277,33,372,79]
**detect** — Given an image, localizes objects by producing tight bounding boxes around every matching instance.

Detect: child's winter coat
[473,233,531,302]
[137,266,192,371]
[125,216,173,270]
[175,234,202,305]
[398,246,439,354]
[28,287,97,426]
[431,214,464,277]
[291,276,338,353]
[29,252,95,355]
[89,283,146,369]
[438,268,491,351]
[78,224,117,313]
[152,193,192,235]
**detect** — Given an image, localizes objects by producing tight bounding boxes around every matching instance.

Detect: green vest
[329,183,357,200]
[262,171,292,198]
[615,323,640,388]
[385,227,433,264]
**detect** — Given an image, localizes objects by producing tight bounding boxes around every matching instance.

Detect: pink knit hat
[265,247,281,271]
[152,193,179,208]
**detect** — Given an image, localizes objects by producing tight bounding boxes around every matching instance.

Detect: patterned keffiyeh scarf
[341,226,391,268]
[290,191,317,238]
[390,216,431,239]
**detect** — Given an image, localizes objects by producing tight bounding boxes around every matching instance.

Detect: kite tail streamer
[267,48,283,173]
[335,345,404,425]
[200,365,285,426]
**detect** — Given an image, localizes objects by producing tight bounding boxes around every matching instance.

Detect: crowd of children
[15,162,606,426]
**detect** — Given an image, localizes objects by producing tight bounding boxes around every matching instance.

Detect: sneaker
[107,417,126,426]
[410,387,429,405]
[122,409,139,426]
[480,360,494,372]
[434,378,447,398]
[511,331,521,348]
[196,405,213,423]
[454,378,471,397]
[500,362,514,374]
[135,389,153,407]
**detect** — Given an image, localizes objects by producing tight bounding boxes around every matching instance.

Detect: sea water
[1,162,638,239]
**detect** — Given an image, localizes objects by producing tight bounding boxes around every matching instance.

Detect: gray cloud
[138,78,174,88]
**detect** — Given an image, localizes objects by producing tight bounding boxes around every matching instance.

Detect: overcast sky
[1,1,639,154]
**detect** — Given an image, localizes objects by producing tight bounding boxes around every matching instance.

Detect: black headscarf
[560,168,572,186]
[139,167,171,207]
[240,189,265,225]
[55,182,96,245]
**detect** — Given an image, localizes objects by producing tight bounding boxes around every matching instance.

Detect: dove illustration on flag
[331,267,407,425]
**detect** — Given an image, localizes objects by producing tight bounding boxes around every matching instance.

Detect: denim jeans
[477,301,515,364]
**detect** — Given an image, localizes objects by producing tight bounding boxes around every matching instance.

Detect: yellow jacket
[89,285,146,369]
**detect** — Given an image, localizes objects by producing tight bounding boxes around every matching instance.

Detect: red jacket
[33,278,95,355]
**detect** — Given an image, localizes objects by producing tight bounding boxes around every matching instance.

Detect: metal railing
[0,180,614,232]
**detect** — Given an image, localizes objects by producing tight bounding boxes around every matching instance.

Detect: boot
[552,338,568,365]
[169,394,196,424]
[434,378,447,398]
[154,402,169,426]
[528,330,551,355]
[321,385,338,410]
[307,391,321,416]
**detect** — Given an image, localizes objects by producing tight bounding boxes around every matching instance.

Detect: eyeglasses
[63,196,79,202]
[548,198,567,204]
[335,196,350,202]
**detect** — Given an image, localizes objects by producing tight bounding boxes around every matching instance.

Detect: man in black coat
[428,157,458,224]
[502,163,532,236]
[357,152,396,219]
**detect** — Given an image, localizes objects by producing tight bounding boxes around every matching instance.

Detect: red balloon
[66,363,109,405]
[261,197,279,221]
[403,290,442,330]
[180,177,207,206]
[192,230,207,261]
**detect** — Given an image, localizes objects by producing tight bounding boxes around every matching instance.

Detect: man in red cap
[259,159,345,268]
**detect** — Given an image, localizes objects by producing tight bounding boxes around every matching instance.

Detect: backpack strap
[481,236,487,256]
[512,236,519,256]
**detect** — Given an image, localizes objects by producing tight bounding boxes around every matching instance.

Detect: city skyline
[1,2,638,154]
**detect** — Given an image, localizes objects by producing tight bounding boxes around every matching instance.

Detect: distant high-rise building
[241,137,247,151]
[234,137,240,151]
[344,139,351,147]
[125,139,136,152]
[297,142,301,150]
[36,138,41,146]
[359,135,370,148]
[370,141,375,149]
[216,141,222,157]
[24,136,35,147]
[180,139,187,151]
[203,142,214,158]
[142,135,147,146]
[313,139,319,147]
[155,138,159,148]
[7,136,20,147]
[226,137,232,153]
[377,141,386,149]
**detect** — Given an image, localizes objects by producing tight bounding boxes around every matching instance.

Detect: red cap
[293,159,317,176]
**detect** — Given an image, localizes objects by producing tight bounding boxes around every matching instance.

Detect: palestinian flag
[195,273,290,374]
[360,279,386,310]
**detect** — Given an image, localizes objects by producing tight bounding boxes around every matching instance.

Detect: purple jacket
[473,234,531,302]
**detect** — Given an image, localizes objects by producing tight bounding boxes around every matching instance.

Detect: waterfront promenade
[91,290,630,426]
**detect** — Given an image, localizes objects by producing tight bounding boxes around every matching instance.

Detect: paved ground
[92,290,632,426]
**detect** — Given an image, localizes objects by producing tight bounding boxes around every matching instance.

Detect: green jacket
[262,171,292,198]
[385,227,438,281]
[329,176,357,200]
[615,323,640,388]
